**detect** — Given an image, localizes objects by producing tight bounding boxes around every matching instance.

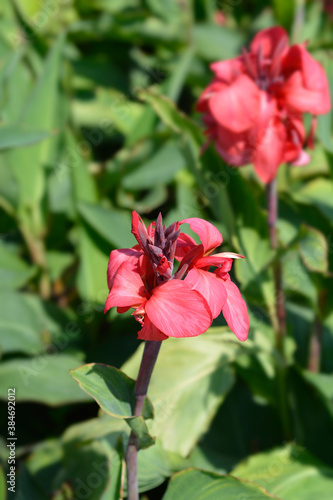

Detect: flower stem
[266,179,292,441]
[266,179,286,353]
[126,340,162,500]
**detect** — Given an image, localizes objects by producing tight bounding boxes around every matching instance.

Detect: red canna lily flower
[197,26,331,183]
[105,261,212,341]
[105,212,249,342]
[105,211,213,341]
[175,218,249,341]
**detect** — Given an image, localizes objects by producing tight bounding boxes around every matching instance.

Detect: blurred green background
[0,0,333,498]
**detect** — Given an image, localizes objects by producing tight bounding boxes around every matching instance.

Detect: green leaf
[127,416,155,449]
[193,24,244,61]
[70,363,153,419]
[7,34,65,211]
[0,464,6,500]
[78,202,134,248]
[122,142,185,190]
[0,355,91,406]
[0,243,36,290]
[233,445,333,500]
[283,248,317,305]
[298,225,328,273]
[302,371,333,417]
[122,330,244,456]
[137,440,189,493]
[293,178,333,222]
[162,469,276,499]
[0,126,49,150]
[76,222,110,303]
[138,90,202,155]
[0,290,44,354]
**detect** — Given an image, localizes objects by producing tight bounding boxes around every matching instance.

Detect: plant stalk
[126,340,162,500]
[266,179,286,353]
[266,178,292,441]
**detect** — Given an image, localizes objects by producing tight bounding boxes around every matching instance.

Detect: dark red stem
[126,340,162,500]
[266,178,286,352]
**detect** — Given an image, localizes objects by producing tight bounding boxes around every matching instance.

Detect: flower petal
[250,26,288,59]
[208,74,261,133]
[185,268,227,318]
[220,277,249,341]
[145,280,212,338]
[181,218,222,254]
[282,46,331,114]
[107,247,143,289]
[253,116,286,184]
[137,315,168,341]
[210,57,244,83]
[174,232,198,261]
[104,262,146,313]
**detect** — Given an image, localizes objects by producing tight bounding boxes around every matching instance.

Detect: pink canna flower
[197,26,331,183]
[104,212,249,342]
[175,218,249,341]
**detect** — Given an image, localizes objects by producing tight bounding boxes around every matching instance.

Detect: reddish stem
[126,340,162,500]
[266,178,286,352]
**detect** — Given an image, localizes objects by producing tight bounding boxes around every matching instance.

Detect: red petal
[174,232,198,261]
[145,280,212,338]
[137,315,168,341]
[107,246,142,289]
[196,252,242,269]
[253,116,286,184]
[220,277,249,341]
[181,218,222,254]
[104,262,146,313]
[209,74,261,133]
[215,126,252,166]
[210,57,244,83]
[282,46,331,114]
[250,26,288,59]
[185,268,227,319]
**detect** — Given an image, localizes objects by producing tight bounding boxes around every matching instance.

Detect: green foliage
[1,0,333,498]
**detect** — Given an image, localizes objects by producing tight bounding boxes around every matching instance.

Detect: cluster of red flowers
[105,212,249,342]
[198,27,330,183]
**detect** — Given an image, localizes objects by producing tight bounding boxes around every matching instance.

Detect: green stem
[126,340,162,500]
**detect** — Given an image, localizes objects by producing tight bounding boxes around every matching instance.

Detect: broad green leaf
[302,371,333,417]
[298,225,328,273]
[0,243,36,290]
[138,90,202,155]
[122,330,244,456]
[289,368,333,466]
[283,248,317,305]
[7,34,65,210]
[122,142,185,190]
[76,223,110,303]
[193,25,244,61]
[0,465,5,500]
[233,445,333,500]
[70,363,153,419]
[0,126,49,150]
[0,355,91,405]
[137,440,189,493]
[45,251,73,282]
[127,416,155,449]
[162,469,276,500]
[78,202,134,248]
[0,290,45,354]
[16,463,49,500]
[293,178,333,222]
